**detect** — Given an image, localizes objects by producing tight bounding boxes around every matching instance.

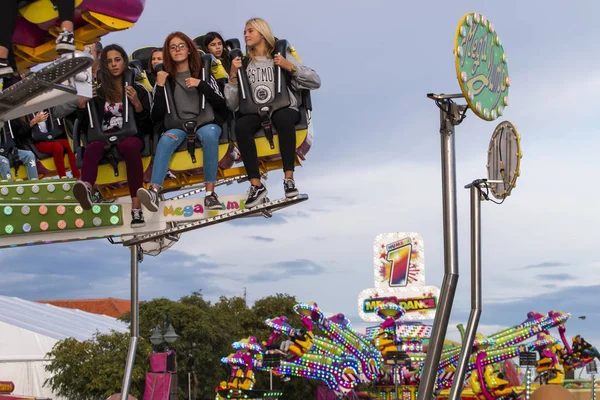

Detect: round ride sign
[454,12,510,121]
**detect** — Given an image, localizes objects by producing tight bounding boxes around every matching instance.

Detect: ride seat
[192,35,206,50]
[22,115,71,162]
[229,90,312,163]
[130,46,156,73]
[21,141,53,161]
[225,38,241,52]
[74,119,153,169]
[230,97,310,142]
[168,120,231,154]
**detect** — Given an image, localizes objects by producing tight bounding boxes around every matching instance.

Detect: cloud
[524,262,569,269]
[536,273,577,281]
[0,243,234,301]
[248,236,275,243]
[247,260,325,283]
[449,284,600,345]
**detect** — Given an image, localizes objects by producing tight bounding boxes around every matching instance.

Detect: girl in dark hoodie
[73,44,153,228]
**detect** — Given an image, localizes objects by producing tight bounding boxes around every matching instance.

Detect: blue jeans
[150,124,221,187]
[583,347,600,360]
[0,150,39,180]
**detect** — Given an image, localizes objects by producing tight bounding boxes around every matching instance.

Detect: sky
[1,0,599,356]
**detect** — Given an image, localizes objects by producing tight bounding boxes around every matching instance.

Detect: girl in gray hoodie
[225,17,320,208]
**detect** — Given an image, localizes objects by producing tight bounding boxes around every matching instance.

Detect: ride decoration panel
[0,178,79,203]
[358,233,441,322]
[454,12,510,121]
[0,203,123,237]
[487,120,522,200]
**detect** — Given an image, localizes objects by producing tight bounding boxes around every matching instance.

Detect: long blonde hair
[245,18,275,61]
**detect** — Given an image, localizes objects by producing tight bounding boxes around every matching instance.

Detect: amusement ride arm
[558,326,573,354]
[475,352,494,400]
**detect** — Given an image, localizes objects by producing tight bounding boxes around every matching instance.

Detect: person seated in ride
[73,44,153,227]
[573,335,600,361]
[0,118,39,181]
[146,48,163,87]
[137,32,228,212]
[26,109,80,178]
[0,0,76,77]
[557,346,578,367]
[202,32,232,75]
[287,328,313,357]
[224,18,321,208]
[279,335,294,354]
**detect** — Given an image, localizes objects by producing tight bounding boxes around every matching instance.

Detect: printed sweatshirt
[224,54,320,113]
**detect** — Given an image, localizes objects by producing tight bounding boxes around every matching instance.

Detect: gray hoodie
[224,55,320,113]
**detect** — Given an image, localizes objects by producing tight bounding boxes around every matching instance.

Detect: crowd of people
[0,12,321,229]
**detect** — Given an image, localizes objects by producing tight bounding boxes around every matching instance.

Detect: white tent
[0,295,129,399]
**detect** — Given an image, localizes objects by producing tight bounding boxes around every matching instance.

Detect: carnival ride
[1,5,595,400]
[0,3,318,400]
[13,0,145,72]
[215,298,598,400]
[210,9,594,399]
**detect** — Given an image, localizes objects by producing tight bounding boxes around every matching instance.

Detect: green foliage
[45,331,152,400]
[46,291,327,400]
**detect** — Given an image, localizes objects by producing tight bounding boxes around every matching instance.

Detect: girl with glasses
[137,32,229,212]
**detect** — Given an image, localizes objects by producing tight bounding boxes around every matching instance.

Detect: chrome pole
[448,181,483,400]
[418,95,464,400]
[120,245,140,400]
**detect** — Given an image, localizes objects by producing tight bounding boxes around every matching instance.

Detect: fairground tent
[0,295,128,399]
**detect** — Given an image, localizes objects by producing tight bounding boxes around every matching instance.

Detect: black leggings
[0,0,75,50]
[235,108,300,180]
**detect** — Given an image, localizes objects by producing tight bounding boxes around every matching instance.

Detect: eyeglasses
[169,43,188,52]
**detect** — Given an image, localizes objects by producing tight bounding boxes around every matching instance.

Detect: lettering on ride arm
[162,200,246,218]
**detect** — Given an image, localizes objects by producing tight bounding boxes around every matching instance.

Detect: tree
[45,331,152,400]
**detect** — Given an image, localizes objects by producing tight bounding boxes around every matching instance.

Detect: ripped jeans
[0,150,39,180]
[150,124,221,187]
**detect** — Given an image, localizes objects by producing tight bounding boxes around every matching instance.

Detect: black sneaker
[204,192,222,210]
[137,186,160,213]
[73,181,94,210]
[131,208,146,228]
[283,178,299,198]
[0,58,14,78]
[55,29,75,53]
[245,184,268,208]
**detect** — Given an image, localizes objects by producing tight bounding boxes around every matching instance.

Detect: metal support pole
[120,245,140,400]
[593,373,596,400]
[418,95,463,400]
[448,182,482,400]
[394,366,399,400]
[270,369,273,391]
[525,367,532,400]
